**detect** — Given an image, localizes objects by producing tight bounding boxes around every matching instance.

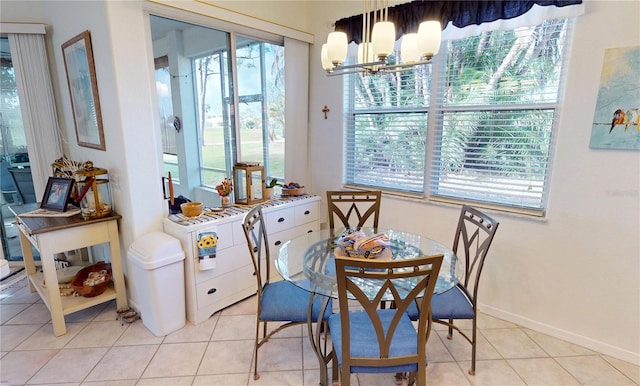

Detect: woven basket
[281,187,305,196]
[71,262,112,297]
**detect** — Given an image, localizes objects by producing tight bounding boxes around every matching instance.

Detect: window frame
[149,13,288,199]
[343,18,574,217]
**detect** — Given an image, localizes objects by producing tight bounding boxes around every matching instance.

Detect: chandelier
[321,0,442,76]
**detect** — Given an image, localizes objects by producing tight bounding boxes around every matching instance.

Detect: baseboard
[479,303,640,366]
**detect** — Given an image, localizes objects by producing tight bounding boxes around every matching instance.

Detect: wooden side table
[10,204,127,336]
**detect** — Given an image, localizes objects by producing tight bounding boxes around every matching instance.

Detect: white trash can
[128,232,185,336]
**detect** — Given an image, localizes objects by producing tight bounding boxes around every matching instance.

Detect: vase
[265,187,274,200]
[220,195,232,207]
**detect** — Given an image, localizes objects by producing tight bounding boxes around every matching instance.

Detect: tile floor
[1,278,638,386]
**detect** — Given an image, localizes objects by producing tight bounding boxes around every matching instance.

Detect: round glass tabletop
[276,227,462,299]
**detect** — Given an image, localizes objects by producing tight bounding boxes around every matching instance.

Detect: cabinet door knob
[278,217,285,223]
[304,210,310,215]
[207,288,217,294]
[274,240,281,246]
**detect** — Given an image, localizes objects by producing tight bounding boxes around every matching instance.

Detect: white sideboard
[163,195,320,325]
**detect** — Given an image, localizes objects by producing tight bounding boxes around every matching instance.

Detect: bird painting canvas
[589,45,640,150]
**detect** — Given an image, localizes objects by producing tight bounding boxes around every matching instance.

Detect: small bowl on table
[181,202,203,217]
[281,187,305,197]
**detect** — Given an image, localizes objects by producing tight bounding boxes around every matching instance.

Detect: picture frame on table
[41,177,75,212]
[61,30,106,151]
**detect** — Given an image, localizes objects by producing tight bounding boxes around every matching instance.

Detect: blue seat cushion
[259,280,332,322]
[406,286,474,320]
[328,309,422,374]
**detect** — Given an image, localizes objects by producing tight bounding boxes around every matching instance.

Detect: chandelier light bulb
[321,44,334,71]
[371,21,395,60]
[358,42,375,64]
[326,31,348,66]
[418,21,442,59]
[400,33,420,63]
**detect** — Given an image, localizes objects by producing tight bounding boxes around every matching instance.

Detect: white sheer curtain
[441,3,585,40]
[8,32,63,199]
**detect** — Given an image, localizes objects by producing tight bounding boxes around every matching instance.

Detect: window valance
[334,0,583,43]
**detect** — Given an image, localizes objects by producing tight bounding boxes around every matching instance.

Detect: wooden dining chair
[407,204,499,376]
[326,190,381,230]
[242,205,332,380]
[328,254,443,386]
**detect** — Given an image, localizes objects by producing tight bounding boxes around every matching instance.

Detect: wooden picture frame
[40,177,74,212]
[62,30,106,151]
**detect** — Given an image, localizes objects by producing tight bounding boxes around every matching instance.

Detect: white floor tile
[141,342,207,378]
[28,347,109,384]
[0,281,636,386]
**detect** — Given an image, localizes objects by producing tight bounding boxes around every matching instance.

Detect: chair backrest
[334,254,443,370]
[453,205,499,304]
[8,167,36,204]
[242,205,271,291]
[326,190,381,230]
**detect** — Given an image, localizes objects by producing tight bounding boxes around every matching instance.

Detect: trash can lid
[128,232,185,269]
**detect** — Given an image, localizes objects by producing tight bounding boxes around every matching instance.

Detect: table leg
[39,242,67,336]
[17,230,36,292]
[307,292,334,386]
[106,220,127,309]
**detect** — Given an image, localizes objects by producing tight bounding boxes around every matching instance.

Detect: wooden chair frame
[434,205,499,375]
[331,254,443,386]
[326,190,381,230]
[242,205,308,380]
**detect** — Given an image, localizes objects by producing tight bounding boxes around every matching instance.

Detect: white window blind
[343,18,573,215]
[344,66,434,193]
[429,18,572,214]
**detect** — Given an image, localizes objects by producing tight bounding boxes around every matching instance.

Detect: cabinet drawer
[194,244,251,283]
[196,264,255,309]
[268,225,319,281]
[194,221,237,252]
[264,207,295,234]
[294,201,318,226]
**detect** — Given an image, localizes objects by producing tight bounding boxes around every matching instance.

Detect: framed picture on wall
[589,46,640,150]
[61,30,106,151]
[40,177,74,212]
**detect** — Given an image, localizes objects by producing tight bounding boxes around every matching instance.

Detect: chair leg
[447,318,454,339]
[469,317,477,376]
[340,367,350,386]
[331,350,339,386]
[253,317,261,380]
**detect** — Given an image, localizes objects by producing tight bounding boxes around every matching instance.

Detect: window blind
[343,17,573,215]
[344,65,433,193]
[428,18,572,214]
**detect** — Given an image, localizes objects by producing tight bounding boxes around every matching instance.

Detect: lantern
[233,162,266,205]
[74,162,113,219]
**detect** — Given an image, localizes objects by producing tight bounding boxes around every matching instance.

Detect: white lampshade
[400,33,420,63]
[371,21,395,60]
[418,20,442,58]
[321,44,334,71]
[357,42,375,64]
[326,32,348,66]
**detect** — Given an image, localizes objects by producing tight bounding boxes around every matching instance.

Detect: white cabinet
[163,195,320,324]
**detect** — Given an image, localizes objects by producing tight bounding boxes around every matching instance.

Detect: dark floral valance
[334,0,583,43]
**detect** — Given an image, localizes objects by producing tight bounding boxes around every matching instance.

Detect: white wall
[2,0,638,365]
[307,0,640,364]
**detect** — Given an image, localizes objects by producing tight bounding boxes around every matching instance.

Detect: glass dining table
[276,227,462,386]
